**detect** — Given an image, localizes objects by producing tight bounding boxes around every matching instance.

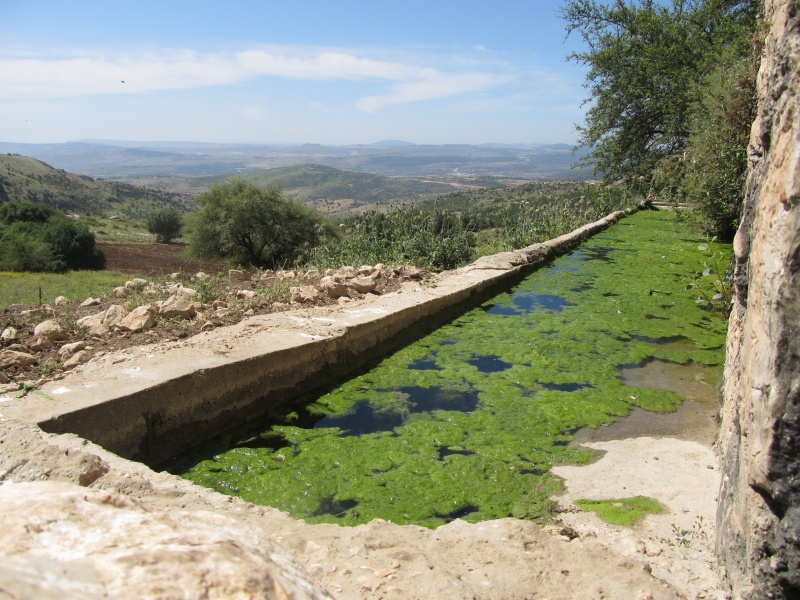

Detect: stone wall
[717,0,800,596]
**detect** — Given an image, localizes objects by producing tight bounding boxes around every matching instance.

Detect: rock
[119,305,157,332]
[347,276,377,294]
[34,320,67,341]
[0,372,9,384]
[112,286,130,298]
[279,270,297,280]
[62,350,92,370]
[336,266,356,279]
[28,337,53,351]
[320,276,348,299]
[304,269,321,280]
[211,300,228,309]
[124,278,148,289]
[402,266,427,280]
[159,295,196,320]
[0,480,332,600]
[0,351,37,370]
[336,296,352,305]
[0,382,18,394]
[243,309,255,316]
[324,268,335,276]
[290,286,321,304]
[170,272,181,279]
[195,271,210,280]
[76,312,109,336]
[200,321,215,331]
[53,296,69,306]
[80,297,101,307]
[236,290,256,299]
[59,341,88,357]
[5,344,28,353]
[1,327,18,341]
[165,283,196,297]
[357,265,375,275]
[229,269,251,281]
[103,305,129,329]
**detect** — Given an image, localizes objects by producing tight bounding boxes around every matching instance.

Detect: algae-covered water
[171,211,730,528]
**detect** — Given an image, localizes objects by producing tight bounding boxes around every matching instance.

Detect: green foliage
[306,206,476,271]
[188,179,333,268]
[0,202,105,272]
[575,496,663,526]
[562,0,760,238]
[147,207,183,243]
[0,270,131,307]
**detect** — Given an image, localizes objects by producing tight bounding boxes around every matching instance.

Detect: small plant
[660,516,711,549]
[575,496,664,526]
[687,237,733,315]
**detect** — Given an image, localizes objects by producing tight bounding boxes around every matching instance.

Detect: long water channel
[168,211,730,528]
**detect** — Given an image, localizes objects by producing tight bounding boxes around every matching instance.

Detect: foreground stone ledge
[2,209,635,465]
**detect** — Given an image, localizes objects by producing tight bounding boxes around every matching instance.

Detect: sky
[0,0,591,146]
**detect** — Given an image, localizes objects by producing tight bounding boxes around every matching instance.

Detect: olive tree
[147,207,183,243]
[187,179,330,268]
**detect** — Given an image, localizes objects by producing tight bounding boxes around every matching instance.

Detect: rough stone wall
[717,0,800,596]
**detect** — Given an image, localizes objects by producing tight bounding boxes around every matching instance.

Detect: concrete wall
[717,0,800,596]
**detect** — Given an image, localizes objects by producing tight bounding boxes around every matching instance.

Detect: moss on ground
[176,211,730,528]
[575,496,664,526]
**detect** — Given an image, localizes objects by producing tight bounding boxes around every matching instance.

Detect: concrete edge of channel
[9,206,640,465]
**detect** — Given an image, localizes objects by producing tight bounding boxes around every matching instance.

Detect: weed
[575,496,664,526]
[686,237,733,315]
[659,515,711,548]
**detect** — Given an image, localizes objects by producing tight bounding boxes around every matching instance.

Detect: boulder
[320,276,348,299]
[59,341,87,357]
[290,286,321,304]
[1,327,18,341]
[0,351,37,370]
[62,350,92,371]
[347,276,377,294]
[159,295,196,320]
[34,320,67,341]
[103,305,129,329]
[76,313,109,336]
[119,305,157,332]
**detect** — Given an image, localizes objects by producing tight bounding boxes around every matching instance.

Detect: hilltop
[0,154,193,219]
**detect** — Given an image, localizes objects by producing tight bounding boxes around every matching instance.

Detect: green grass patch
[575,496,664,526]
[0,270,133,307]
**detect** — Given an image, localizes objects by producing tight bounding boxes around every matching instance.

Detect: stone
[357,265,375,275]
[28,337,53,351]
[159,295,196,320]
[80,297,101,307]
[124,278,148,289]
[1,327,18,341]
[243,309,255,316]
[211,300,228,309]
[112,286,130,298]
[236,289,256,299]
[347,276,377,294]
[336,266,356,279]
[320,276,348,299]
[0,351,37,370]
[119,305,157,333]
[53,296,69,306]
[402,266,426,280]
[5,344,28,353]
[200,321,215,331]
[165,283,196,297]
[0,372,9,384]
[62,350,91,370]
[34,320,67,341]
[290,286,320,304]
[59,341,88,357]
[103,305,129,328]
[279,270,297,280]
[76,313,108,336]
[195,271,210,280]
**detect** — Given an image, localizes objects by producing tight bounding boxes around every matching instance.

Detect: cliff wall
[717,0,800,596]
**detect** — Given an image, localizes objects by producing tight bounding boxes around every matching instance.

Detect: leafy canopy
[188,179,331,268]
[562,0,759,198]
[147,207,183,244]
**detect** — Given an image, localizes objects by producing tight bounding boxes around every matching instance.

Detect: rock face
[717,0,800,597]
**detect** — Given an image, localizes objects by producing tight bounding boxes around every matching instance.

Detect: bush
[0,202,105,272]
[147,207,183,243]
[188,179,332,268]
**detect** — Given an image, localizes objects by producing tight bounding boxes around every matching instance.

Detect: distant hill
[0,154,194,218]
[0,140,593,180]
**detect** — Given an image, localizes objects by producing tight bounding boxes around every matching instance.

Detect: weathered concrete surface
[1,209,634,465]
[0,418,689,599]
[717,0,800,596]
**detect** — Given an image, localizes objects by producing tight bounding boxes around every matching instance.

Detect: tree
[187,179,331,268]
[0,202,105,272]
[147,207,183,243]
[561,0,759,189]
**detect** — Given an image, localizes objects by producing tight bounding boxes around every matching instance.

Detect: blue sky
[0,0,590,145]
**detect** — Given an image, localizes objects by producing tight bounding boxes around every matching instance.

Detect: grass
[0,270,134,308]
[575,496,664,526]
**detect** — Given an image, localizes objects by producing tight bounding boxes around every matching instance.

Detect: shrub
[147,207,183,243]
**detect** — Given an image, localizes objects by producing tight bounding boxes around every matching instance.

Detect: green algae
[173,211,730,528]
[575,496,664,526]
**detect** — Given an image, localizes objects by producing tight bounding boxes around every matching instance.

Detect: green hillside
[0,154,194,219]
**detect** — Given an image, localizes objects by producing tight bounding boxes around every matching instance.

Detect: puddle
[468,354,513,373]
[619,358,719,402]
[541,382,594,392]
[316,399,405,435]
[409,355,443,371]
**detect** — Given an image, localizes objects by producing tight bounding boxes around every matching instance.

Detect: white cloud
[0,46,510,111]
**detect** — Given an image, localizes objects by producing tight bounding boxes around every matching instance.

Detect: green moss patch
[172,211,730,528]
[575,496,664,526]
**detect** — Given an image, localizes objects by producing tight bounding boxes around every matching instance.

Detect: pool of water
[170,211,730,528]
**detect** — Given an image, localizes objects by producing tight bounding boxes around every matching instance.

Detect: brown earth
[97,241,228,277]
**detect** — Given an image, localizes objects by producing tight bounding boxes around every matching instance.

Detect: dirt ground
[97,241,228,276]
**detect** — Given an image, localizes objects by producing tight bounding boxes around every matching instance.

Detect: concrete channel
[4,208,638,465]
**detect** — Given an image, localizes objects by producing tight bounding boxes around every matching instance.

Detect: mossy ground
[575,496,664,526]
[174,211,730,528]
